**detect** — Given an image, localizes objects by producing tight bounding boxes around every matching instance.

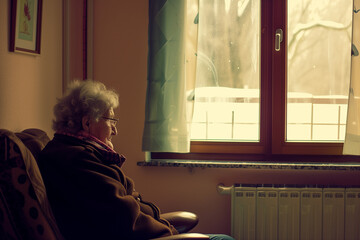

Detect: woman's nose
[112,125,118,135]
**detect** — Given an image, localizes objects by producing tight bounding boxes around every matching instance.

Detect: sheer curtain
[344,0,360,155]
[142,0,198,153]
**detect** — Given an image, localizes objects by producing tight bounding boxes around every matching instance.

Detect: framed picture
[10,0,43,54]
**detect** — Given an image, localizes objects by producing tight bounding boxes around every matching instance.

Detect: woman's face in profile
[88,108,117,148]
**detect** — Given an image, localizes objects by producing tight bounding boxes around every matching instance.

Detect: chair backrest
[0,128,63,240]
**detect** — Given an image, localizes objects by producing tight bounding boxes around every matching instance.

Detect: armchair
[0,129,209,240]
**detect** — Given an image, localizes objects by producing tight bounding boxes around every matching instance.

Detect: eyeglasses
[101,116,119,126]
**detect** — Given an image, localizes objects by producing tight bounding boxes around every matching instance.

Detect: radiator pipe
[217,183,233,195]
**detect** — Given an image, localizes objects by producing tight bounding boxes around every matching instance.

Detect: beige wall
[91,0,360,235]
[0,0,63,134]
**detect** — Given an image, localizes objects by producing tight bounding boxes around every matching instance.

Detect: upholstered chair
[0,129,208,240]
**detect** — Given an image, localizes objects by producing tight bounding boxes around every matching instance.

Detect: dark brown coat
[38,134,177,240]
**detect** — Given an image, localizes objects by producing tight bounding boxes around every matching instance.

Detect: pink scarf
[56,130,126,167]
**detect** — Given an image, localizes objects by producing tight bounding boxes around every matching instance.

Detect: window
[286,1,351,142]
[151,0,354,161]
[191,0,261,142]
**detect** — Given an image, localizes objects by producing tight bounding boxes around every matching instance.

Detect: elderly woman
[38,80,178,240]
[39,80,234,240]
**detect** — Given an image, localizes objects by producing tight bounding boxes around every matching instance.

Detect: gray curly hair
[53,80,119,133]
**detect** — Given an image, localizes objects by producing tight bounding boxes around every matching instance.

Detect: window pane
[191,0,261,141]
[287,0,352,142]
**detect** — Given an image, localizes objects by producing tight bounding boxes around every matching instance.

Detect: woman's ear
[82,116,90,131]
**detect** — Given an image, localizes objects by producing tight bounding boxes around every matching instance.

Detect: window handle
[275,28,283,51]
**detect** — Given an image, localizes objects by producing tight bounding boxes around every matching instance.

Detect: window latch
[275,29,283,51]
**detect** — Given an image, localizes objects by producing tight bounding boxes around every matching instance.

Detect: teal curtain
[142,0,198,153]
[344,0,360,154]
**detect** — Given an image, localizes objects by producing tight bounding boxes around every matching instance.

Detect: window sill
[137,160,360,171]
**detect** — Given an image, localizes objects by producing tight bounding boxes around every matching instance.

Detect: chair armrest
[151,233,210,240]
[161,211,199,233]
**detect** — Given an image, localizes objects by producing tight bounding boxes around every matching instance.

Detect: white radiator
[218,184,360,240]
